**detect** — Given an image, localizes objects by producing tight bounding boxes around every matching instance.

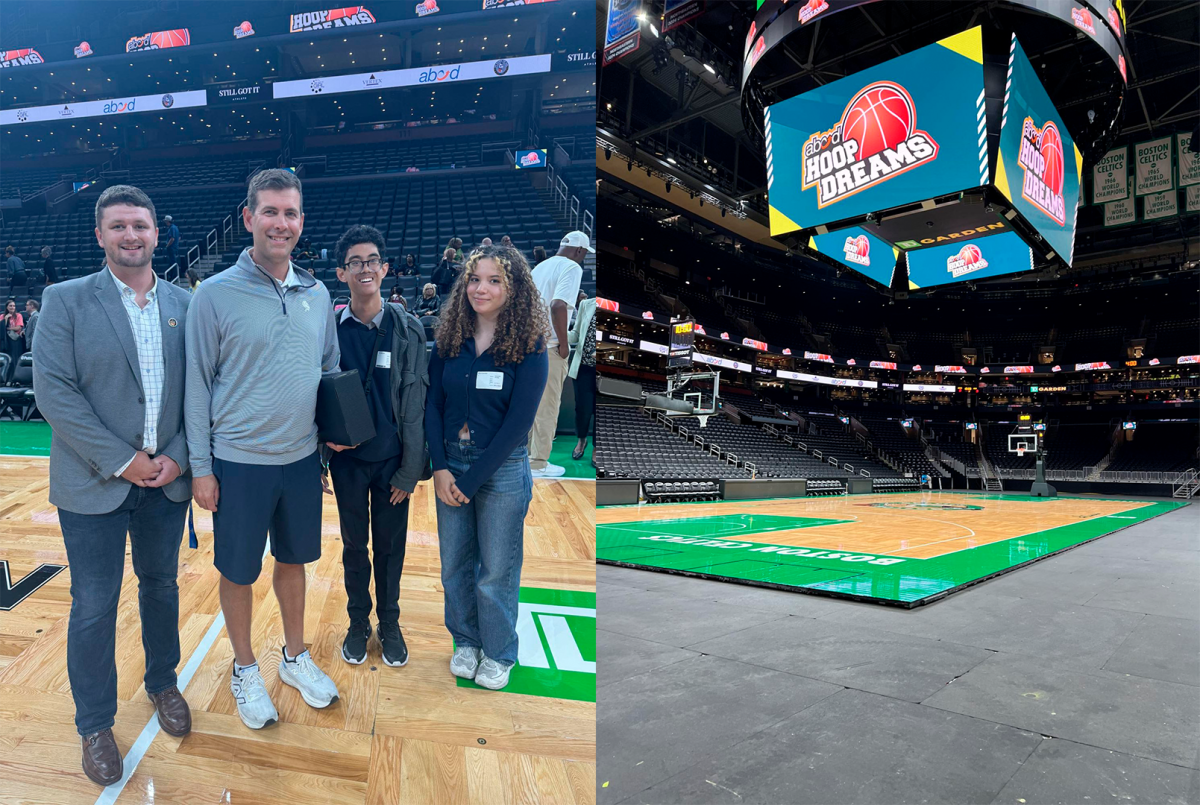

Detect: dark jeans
[330,452,409,625]
[59,486,188,736]
[574,363,595,438]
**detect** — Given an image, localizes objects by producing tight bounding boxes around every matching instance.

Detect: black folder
[316,370,376,447]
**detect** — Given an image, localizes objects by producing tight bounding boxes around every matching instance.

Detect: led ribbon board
[764,27,987,236]
[273,54,550,98]
[905,231,1034,289]
[0,90,207,125]
[994,35,1083,265]
[807,227,898,288]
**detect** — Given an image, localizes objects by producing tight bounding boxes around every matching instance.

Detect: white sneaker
[450,646,483,679]
[474,656,513,690]
[531,463,566,478]
[278,649,340,709]
[230,663,279,730]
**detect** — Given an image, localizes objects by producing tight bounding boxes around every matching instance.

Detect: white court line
[94,540,267,804]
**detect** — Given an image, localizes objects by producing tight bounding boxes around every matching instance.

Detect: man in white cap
[528,231,592,477]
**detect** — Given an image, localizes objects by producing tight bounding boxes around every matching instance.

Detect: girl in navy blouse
[426,245,549,690]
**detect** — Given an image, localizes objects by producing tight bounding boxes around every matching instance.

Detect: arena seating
[1107,423,1200,473]
[594,404,749,480]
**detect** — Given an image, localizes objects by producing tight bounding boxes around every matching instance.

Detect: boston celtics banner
[1092,146,1127,203]
[1187,185,1200,213]
[1104,175,1136,227]
[1178,132,1200,187]
[1143,188,1179,221]
[1134,136,1173,195]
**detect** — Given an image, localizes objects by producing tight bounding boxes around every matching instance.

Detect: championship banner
[905,231,1034,289]
[1178,132,1200,187]
[663,0,705,33]
[1091,146,1127,203]
[764,27,987,236]
[1187,185,1200,213]
[603,0,641,66]
[0,89,207,125]
[289,6,376,33]
[995,35,1083,265]
[0,48,44,68]
[273,54,550,98]
[1134,136,1173,195]
[807,227,897,288]
[1104,175,1136,227]
[126,28,191,52]
[1143,188,1178,221]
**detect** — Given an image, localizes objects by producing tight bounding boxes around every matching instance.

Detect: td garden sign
[635,535,907,566]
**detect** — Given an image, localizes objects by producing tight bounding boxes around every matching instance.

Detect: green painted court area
[456,587,595,701]
[597,496,1188,607]
[0,421,51,457]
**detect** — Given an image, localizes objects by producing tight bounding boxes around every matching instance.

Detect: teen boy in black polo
[325,225,429,667]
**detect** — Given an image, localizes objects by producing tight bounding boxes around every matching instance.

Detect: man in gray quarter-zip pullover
[185,169,342,731]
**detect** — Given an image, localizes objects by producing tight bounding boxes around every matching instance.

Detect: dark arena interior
[596,1,1199,803]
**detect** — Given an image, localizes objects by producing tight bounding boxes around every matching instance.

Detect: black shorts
[212,451,323,585]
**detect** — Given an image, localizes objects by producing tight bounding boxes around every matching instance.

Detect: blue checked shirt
[111,269,165,477]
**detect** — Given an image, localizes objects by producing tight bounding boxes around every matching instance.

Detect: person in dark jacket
[324,225,429,669]
[415,283,442,317]
[431,248,460,294]
[42,246,60,284]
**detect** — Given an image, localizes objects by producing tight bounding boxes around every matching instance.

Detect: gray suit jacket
[33,267,192,514]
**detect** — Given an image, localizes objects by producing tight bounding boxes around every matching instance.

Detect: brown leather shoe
[147,686,192,737]
[81,728,123,786]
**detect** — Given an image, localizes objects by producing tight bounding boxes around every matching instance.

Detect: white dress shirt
[111,269,165,477]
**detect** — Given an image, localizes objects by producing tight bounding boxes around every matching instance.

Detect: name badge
[375,351,392,369]
[476,371,504,390]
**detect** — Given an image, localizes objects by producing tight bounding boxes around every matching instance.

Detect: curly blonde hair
[434,245,548,365]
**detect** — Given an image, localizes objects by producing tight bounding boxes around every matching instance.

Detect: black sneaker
[378,622,408,667]
[341,620,371,665]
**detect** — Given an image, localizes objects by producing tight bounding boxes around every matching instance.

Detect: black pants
[574,363,596,438]
[329,452,409,625]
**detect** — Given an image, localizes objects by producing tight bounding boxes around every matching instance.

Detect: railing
[827,455,839,466]
[186,244,200,271]
[1173,468,1199,498]
[859,469,872,477]
[165,263,181,283]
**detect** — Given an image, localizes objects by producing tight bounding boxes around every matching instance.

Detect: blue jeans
[435,440,532,665]
[59,486,188,736]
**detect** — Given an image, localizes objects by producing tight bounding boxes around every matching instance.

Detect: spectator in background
[415,283,441,317]
[500,236,512,248]
[481,238,493,247]
[3,299,24,364]
[401,254,419,276]
[532,245,547,265]
[295,236,317,261]
[568,292,596,461]
[432,248,460,295]
[527,231,590,478]
[163,216,180,271]
[42,246,59,285]
[389,289,408,310]
[448,238,464,263]
[5,246,25,280]
[569,288,586,328]
[186,269,202,293]
[24,299,39,353]
[425,245,548,690]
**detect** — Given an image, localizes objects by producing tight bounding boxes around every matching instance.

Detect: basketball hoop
[1016,446,1027,458]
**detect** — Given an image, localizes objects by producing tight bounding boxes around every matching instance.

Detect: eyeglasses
[343,258,383,273]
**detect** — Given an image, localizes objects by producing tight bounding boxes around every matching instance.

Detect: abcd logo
[801,81,938,209]
[419,65,460,83]
[1017,117,1066,226]
[103,99,136,114]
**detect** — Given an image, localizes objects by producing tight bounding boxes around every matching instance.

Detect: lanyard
[363,320,388,398]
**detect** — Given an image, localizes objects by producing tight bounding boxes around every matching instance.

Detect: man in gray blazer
[33,185,194,787]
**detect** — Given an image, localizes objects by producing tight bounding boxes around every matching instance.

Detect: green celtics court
[597,491,1188,607]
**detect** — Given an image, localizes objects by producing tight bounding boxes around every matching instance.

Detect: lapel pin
[168,318,178,327]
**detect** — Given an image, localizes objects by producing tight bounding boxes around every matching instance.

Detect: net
[1016,446,1026,457]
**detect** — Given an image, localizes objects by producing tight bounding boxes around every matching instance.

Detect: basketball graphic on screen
[240,21,252,34]
[1038,123,1064,195]
[960,244,982,265]
[841,83,915,161]
[806,0,823,10]
[79,41,89,52]
[150,29,190,49]
[1077,8,1092,28]
[854,235,869,257]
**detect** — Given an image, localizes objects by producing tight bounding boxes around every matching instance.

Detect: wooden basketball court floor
[597,491,1188,607]
[0,455,596,805]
